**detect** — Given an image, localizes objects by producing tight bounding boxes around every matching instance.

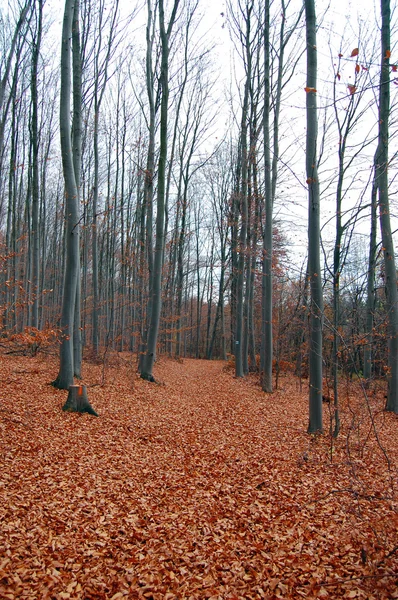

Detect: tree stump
[62,384,98,416]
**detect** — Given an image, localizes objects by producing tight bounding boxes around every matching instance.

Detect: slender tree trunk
[92,106,100,355]
[305,0,323,433]
[141,0,180,381]
[53,0,80,390]
[377,0,398,412]
[139,0,156,371]
[363,176,377,380]
[235,5,251,378]
[72,0,82,378]
[262,0,273,391]
[30,0,43,330]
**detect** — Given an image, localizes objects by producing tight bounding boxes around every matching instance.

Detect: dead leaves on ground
[0,352,397,599]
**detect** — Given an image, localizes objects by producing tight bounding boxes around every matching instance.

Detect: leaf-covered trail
[0,353,397,599]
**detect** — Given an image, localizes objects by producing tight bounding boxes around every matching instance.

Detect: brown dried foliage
[0,351,397,599]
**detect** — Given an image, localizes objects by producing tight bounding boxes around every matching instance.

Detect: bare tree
[140,0,181,381]
[377,0,398,413]
[53,0,81,389]
[29,0,43,331]
[305,0,323,433]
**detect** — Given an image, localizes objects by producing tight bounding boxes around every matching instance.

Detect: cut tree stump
[62,384,98,416]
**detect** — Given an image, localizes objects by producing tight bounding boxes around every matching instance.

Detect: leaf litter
[0,352,397,599]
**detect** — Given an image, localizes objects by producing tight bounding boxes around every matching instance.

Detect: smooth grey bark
[377,0,398,413]
[30,0,43,330]
[62,384,98,416]
[235,1,252,378]
[141,0,181,381]
[262,0,273,391]
[248,136,260,371]
[53,0,80,390]
[138,0,156,371]
[72,0,82,378]
[261,0,302,389]
[305,0,323,433]
[363,175,377,380]
[92,103,100,355]
[5,77,19,331]
[119,98,127,351]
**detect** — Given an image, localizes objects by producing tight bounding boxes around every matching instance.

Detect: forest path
[0,352,397,599]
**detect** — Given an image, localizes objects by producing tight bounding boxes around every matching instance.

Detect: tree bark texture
[30,0,43,330]
[305,0,323,433]
[262,0,273,392]
[235,3,251,378]
[377,0,398,413]
[53,0,80,390]
[62,384,98,416]
[141,0,180,381]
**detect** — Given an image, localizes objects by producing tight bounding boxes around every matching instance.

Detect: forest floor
[0,350,397,600]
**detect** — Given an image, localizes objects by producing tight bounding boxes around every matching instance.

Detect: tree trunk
[363,176,377,380]
[305,0,323,433]
[30,0,43,330]
[235,3,252,378]
[72,0,82,377]
[377,0,398,413]
[53,0,80,390]
[63,384,98,416]
[141,0,180,381]
[262,0,273,391]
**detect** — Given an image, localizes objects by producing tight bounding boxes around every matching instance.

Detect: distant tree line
[0,0,397,428]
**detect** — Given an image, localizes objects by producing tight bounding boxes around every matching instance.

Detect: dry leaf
[0,353,397,599]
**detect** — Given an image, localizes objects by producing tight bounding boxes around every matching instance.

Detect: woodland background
[1,1,398,597]
[0,0,397,399]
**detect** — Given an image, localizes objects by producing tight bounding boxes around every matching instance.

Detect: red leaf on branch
[350,48,359,57]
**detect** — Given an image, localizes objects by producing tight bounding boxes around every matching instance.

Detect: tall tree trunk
[363,176,377,380]
[377,0,398,413]
[72,0,82,378]
[305,0,323,433]
[262,0,273,391]
[53,0,80,390]
[139,0,156,371]
[30,0,43,330]
[141,0,180,381]
[235,3,252,378]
